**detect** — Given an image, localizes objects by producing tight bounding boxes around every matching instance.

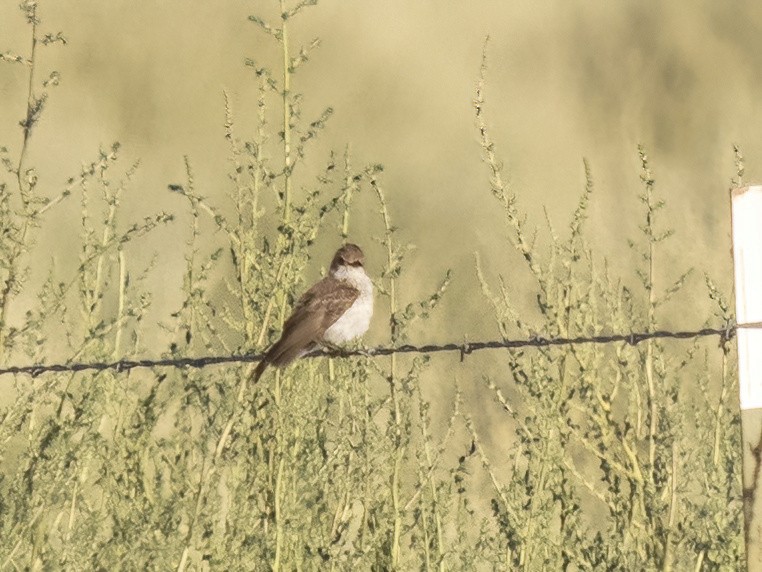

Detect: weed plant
[467,46,743,570]
[0,2,742,571]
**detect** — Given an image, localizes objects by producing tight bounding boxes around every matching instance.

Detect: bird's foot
[353,343,376,358]
[320,342,344,356]
[320,341,375,358]
[342,340,375,358]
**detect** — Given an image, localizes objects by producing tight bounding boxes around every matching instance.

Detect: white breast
[323,266,374,344]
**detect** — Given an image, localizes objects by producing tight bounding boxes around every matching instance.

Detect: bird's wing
[285,276,360,335]
[264,277,359,367]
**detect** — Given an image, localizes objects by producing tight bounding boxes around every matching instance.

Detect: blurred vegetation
[0,1,743,570]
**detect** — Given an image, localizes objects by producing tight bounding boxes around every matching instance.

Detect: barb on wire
[0,323,742,379]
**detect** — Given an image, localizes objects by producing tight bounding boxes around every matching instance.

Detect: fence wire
[0,322,745,378]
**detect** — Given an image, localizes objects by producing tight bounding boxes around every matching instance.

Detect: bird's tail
[252,359,268,384]
[251,337,314,384]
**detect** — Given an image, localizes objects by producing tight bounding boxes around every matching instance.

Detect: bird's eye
[350,261,363,267]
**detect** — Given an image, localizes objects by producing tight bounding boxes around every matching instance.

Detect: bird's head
[330,243,365,273]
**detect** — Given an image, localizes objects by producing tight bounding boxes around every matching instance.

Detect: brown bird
[252,244,373,383]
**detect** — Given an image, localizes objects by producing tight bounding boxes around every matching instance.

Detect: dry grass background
[1,0,760,325]
[0,0,759,569]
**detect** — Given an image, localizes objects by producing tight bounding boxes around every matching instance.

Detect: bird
[252,243,373,383]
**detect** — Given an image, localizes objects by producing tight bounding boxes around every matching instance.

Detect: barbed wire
[0,321,747,379]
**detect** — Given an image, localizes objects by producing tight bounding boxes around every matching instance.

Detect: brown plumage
[252,244,369,383]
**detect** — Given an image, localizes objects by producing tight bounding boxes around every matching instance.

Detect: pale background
[1,0,759,350]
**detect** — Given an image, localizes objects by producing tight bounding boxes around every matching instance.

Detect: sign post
[731,185,762,570]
